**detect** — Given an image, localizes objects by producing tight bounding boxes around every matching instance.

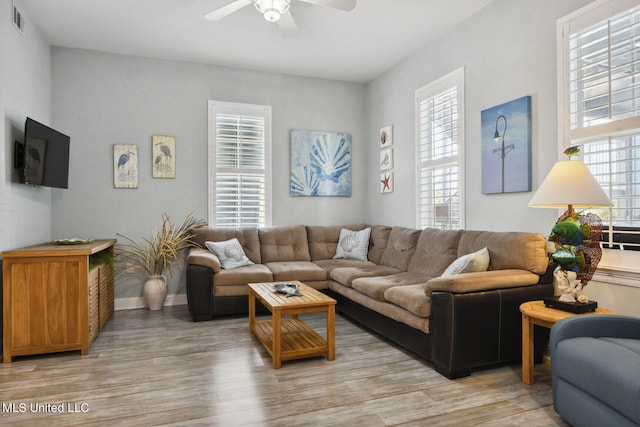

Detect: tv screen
[21,117,70,189]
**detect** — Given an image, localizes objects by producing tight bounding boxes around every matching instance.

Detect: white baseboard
[114,293,188,311]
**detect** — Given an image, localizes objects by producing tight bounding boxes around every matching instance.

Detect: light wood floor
[0,305,568,426]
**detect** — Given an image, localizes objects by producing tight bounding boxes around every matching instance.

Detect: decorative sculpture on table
[548,210,603,303]
[553,270,582,302]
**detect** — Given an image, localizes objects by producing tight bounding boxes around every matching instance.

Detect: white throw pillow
[205,238,254,270]
[333,228,371,262]
[441,247,490,277]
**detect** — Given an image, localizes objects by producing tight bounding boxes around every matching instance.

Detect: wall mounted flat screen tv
[16,117,70,189]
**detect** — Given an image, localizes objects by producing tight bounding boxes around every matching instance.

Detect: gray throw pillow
[333,227,371,262]
[441,247,490,276]
[205,238,254,270]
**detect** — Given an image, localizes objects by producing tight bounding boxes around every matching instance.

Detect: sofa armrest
[186,264,215,321]
[551,315,640,349]
[430,282,553,378]
[426,269,541,294]
[188,248,221,273]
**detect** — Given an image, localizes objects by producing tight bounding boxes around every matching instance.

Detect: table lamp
[528,153,612,312]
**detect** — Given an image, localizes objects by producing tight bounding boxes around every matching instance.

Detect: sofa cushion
[213,264,273,287]
[313,258,374,273]
[352,271,432,301]
[384,283,432,318]
[328,282,430,333]
[368,225,392,264]
[205,238,254,270]
[192,227,261,264]
[408,228,463,275]
[457,230,548,274]
[330,264,401,287]
[259,225,311,263]
[380,226,421,270]
[306,224,367,261]
[425,269,541,294]
[441,247,490,277]
[264,261,327,282]
[334,227,371,262]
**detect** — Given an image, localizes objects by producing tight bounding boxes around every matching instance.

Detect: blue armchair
[550,314,640,427]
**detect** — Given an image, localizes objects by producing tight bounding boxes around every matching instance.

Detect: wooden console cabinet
[2,239,116,363]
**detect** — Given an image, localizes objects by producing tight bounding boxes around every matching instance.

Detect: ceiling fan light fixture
[254,0,290,22]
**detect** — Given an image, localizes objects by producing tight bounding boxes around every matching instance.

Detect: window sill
[592,249,640,289]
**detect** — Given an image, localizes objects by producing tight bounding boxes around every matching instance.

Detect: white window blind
[415,68,465,230]
[208,101,272,228]
[559,0,640,250]
[567,3,640,132]
[582,134,640,249]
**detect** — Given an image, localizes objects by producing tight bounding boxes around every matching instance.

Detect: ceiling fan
[204,0,357,37]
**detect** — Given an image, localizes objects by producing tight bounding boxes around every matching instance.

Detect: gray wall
[365,0,595,234]
[50,49,366,297]
[0,0,52,252]
[9,0,600,301]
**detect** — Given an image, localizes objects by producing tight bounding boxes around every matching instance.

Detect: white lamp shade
[528,160,612,209]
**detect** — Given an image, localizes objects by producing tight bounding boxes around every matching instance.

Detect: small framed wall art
[152,135,176,178]
[380,125,393,147]
[380,148,393,170]
[113,144,138,189]
[380,172,393,193]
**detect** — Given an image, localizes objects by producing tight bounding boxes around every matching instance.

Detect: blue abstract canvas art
[290,129,352,197]
[481,96,532,194]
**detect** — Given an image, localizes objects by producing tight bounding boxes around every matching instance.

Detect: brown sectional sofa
[187,224,553,378]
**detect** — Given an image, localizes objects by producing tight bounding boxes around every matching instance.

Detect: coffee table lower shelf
[253,318,329,362]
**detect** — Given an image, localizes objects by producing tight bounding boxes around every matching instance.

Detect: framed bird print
[113,144,138,188]
[152,135,176,178]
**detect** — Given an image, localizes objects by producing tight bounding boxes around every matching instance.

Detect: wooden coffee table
[519,300,613,384]
[248,281,336,368]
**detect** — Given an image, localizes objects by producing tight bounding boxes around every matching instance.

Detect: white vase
[143,275,167,310]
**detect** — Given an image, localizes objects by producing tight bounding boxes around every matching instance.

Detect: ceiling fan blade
[277,12,298,37]
[296,0,356,12]
[204,0,253,21]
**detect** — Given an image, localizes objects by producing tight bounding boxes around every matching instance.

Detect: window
[415,68,465,230]
[558,0,640,250]
[582,135,640,250]
[208,101,272,228]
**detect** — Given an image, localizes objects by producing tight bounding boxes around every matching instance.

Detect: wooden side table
[519,300,613,384]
